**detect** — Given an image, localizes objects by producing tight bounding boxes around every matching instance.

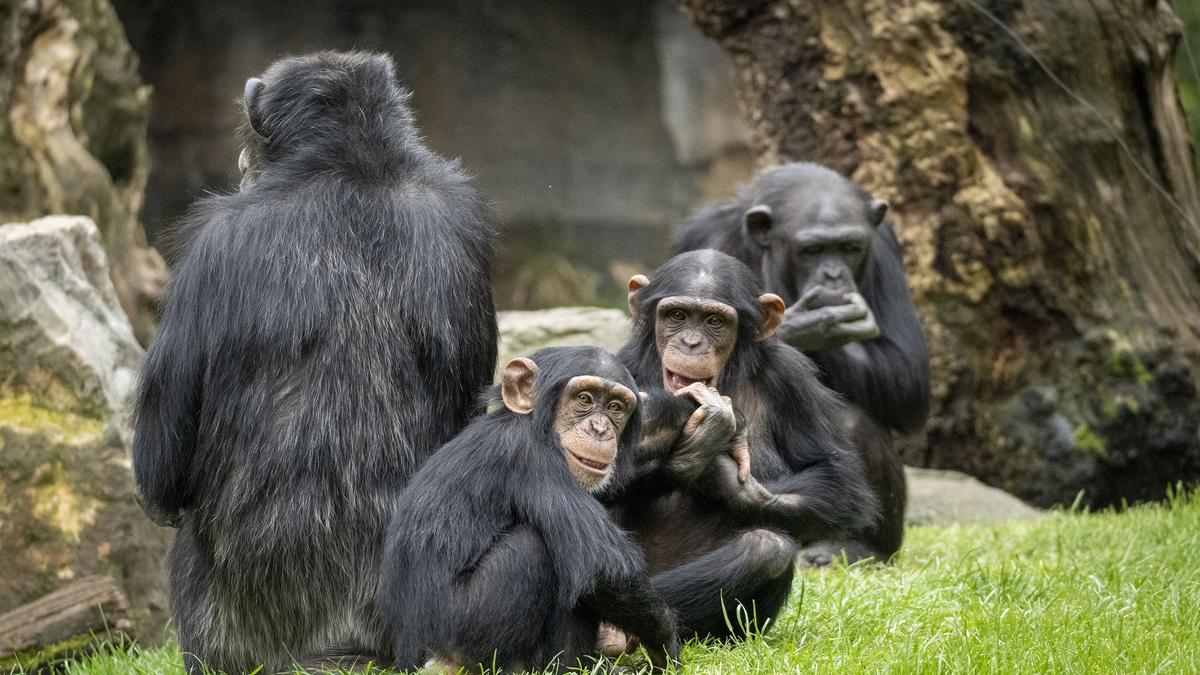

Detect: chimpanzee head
[236,51,414,189]
[499,347,642,493]
[627,250,784,394]
[740,163,888,307]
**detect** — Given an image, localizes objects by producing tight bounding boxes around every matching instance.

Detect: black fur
[674,163,928,561]
[615,250,877,638]
[379,347,679,673]
[132,51,496,673]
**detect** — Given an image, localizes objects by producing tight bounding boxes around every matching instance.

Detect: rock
[1,0,167,344]
[0,216,169,640]
[904,467,1040,525]
[497,307,631,371]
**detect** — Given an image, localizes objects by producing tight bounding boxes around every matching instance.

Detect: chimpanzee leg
[651,528,797,639]
[440,524,563,672]
[800,406,906,567]
[168,523,231,675]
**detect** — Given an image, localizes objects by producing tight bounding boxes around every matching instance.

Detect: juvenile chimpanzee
[379,347,681,673]
[613,250,877,640]
[132,52,496,673]
[673,163,929,564]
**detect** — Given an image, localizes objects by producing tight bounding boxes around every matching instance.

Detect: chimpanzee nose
[589,417,609,437]
[683,333,702,348]
[822,266,844,281]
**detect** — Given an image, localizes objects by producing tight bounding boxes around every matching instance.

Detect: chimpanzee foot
[596,622,640,657]
[797,540,884,568]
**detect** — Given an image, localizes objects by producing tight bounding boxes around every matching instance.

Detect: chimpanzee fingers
[821,301,868,325]
[840,317,880,341]
[730,433,751,483]
[797,284,826,309]
[681,405,708,437]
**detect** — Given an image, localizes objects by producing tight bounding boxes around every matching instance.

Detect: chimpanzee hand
[136,492,182,528]
[662,383,738,484]
[641,623,681,672]
[697,454,805,519]
[776,290,880,352]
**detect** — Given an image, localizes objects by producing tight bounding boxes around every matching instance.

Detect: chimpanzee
[379,347,680,673]
[673,163,929,564]
[612,250,878,640]
[131,52,496,673]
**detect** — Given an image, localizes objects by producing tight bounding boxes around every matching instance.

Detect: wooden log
[0,576,131,659]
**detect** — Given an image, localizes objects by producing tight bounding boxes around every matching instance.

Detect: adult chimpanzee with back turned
[380,347,680,673]
[674,163,929,564]
[613,250,877,640]
[132,52,496,673]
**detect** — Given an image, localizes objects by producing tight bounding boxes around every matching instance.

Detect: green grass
[20,490,1200,674]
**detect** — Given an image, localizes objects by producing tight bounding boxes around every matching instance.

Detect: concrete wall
[113,0,753,308]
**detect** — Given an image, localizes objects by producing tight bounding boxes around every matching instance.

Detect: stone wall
[111,0,754,308]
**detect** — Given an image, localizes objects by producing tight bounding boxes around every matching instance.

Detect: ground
[18,490,1200,674]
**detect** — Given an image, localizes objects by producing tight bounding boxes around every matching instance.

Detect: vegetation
[21,490,1200,674]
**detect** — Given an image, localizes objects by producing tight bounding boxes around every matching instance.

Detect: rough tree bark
[1,0,165,344]
[678,0,1200,506]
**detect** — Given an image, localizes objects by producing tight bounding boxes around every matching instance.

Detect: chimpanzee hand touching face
[614,250,877,640]
[743,188,885,353]
[627,273,773,483]
[672,164,931,565]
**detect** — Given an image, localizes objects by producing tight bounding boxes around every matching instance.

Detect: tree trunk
[1,0,165,344]
[678,0,1200,507]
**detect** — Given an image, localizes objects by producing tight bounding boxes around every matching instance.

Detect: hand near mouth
[661,382,739,484]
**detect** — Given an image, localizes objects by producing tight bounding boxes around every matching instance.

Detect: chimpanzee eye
[669,310,687,322]
[841,242,863,253]
[705,314,724,328]
[576,391,594,407]
[607,400,625,415]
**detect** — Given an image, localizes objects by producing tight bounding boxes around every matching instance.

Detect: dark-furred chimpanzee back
[674,163,929,564]
[132,51,496,673]
[380,347,680,673]
[614,250,877,640]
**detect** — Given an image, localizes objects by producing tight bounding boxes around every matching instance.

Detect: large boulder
[0,216,168,639]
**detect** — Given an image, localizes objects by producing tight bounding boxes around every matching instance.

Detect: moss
[0,396,105,444]
[0,632,102,672]
[1073,424,1108,457]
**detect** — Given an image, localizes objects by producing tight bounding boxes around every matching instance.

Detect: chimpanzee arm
[808,223,929,433]
[633,389,696,465]
[582,573,680,670]
[696,354,879,544]
[131,258,206,528]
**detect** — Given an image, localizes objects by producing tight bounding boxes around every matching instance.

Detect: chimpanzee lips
[570,453,610,473]
[662,367,715,394]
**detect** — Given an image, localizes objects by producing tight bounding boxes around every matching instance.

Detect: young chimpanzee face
[743,173,887,308]
[626,251,786,395]
[500,357,637,493]
[652,295,738,394]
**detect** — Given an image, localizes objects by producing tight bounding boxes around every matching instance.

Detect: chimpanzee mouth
[568,452,610,475]
[662,367,715,394]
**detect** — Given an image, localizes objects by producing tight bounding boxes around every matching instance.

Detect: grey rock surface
[0,216,169,638]
[905,466,1041,525]
[497,307,631,371]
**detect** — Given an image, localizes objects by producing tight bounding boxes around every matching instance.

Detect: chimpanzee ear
[744,205,774,246]
[244,77,267,138]
[868,197,888,226]
[758,293,786,341]
[501,357,539,415]
[627,274,650,316]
